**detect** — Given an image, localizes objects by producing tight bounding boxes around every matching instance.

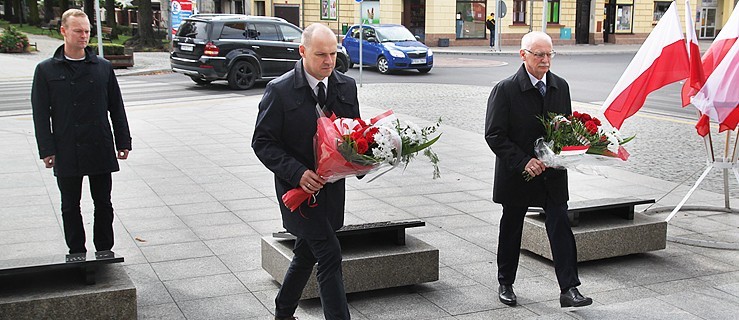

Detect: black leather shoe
[498,284,517,306]
[560,287,592,307]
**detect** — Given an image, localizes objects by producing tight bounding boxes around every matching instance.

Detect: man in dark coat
[485,31,592,308]
[31,9,131,255]
[252,23,359,320]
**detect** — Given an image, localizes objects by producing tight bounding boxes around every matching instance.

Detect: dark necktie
[536,81,546,97]
[317,82,327,108]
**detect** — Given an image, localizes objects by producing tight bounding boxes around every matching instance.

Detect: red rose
[365,127,379,144]
[355,138,369,154]
[581,113,592,121]
[585,121,598,135]
[573,111,581,118]
[592,117,602,126]
[350,130,364,142]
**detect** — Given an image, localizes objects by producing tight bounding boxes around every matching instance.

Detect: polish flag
[690,41,739,132]
[601,2,689,129]
[681,0,705,107]
[682,3,739,135]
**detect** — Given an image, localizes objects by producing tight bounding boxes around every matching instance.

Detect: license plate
[411,58,426,64]
[180,44,194,52]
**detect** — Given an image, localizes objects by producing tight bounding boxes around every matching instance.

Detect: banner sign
[171,0,197,35]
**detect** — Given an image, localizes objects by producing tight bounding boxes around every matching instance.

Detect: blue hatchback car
[342,24,433,74]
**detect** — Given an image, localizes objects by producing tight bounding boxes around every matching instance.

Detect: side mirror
[415,35,421,41]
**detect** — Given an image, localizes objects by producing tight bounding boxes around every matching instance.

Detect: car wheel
[335,57,348,73]
[228,61,257,90]
[377,56,390,74]
[417,68,432,74]
[190,76,212,85]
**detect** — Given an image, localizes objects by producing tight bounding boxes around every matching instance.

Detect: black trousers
[56,173,114,254]
[497,200,581,291]
[275,234,350,320]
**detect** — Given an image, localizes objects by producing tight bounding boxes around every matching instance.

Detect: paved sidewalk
[1,90,738,319]
[1,32,738,319]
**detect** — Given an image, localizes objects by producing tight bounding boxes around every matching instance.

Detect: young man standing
[32,9,131,255]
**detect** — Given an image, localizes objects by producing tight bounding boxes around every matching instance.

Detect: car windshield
[376,26,416,42]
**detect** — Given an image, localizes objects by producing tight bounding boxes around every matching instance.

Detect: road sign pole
[358,0,363,88]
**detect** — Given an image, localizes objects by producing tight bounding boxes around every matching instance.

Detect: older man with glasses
[484,31,592,308]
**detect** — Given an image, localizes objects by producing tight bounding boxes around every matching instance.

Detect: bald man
[252,23,359,320]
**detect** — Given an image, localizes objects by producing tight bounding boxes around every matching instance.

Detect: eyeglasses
[524,49,556,59]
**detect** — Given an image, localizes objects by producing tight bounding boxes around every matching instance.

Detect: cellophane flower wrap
[524,111,634,181]
[282,106,442,212]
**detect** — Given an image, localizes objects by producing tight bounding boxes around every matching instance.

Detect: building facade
[198,0,737,47]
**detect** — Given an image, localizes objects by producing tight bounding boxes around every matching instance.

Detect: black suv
[170,14,350,90]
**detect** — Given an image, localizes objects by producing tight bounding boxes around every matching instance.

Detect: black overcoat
[32,45,132,178]
[485,64,571,207]
[252,61,360,240]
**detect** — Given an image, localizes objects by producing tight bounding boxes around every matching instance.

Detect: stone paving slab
[1,93,738,319]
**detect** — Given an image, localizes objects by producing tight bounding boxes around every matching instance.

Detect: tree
[83,0,95,36]
[60,0,70,14]
[43,0,54,22]
[104,0,118,40]
[125,0,161,49]
[27,0,40,25]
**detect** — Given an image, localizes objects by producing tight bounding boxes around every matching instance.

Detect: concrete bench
[528,197,656,226]
[263,220,439,299]
[0,250,124,285]
[272,220,425,245]
[0,251,136,319]
[522,198,666,262]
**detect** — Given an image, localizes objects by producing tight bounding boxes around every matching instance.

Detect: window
[220,22,246,39]
[455,0,486,39]
[248,23,280,41]
[653,1,671,23]
[513,0,526,24]
[278,24,302,43]
[547,0,560,24]
[616,4,633,32]
[176,21,209,40]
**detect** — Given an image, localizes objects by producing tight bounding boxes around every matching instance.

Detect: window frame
[547,0,560,24]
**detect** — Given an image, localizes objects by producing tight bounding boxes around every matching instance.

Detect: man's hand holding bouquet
[283,106,442,212]
[524,111,634,181]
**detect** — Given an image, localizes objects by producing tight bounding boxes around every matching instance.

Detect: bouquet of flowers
[283,107,442,212]
[524,111,634,181]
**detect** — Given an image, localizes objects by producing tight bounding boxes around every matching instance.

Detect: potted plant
[0,26,31,53]
[88,43,134,68]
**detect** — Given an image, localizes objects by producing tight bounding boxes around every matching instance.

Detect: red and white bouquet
[524,111,634,181]
[283,107,442,211]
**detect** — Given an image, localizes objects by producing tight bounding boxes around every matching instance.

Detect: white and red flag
[690,41,739,133]
[601,1,689,129]
[683,3,739,135]
[682,0,705,107]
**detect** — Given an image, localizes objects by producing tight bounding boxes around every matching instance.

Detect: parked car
[170,14,350,90]
[342,24,433,74]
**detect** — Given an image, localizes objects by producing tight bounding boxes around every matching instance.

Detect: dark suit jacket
[485,64,571,207]
[32,45,131,177]
[252,60,360,239]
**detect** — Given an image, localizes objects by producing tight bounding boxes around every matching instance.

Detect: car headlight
[388,49,405,58]
[427,49,434,56]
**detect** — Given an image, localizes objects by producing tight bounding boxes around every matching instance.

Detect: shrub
[0,26,30,53]
[88,43,126,56]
